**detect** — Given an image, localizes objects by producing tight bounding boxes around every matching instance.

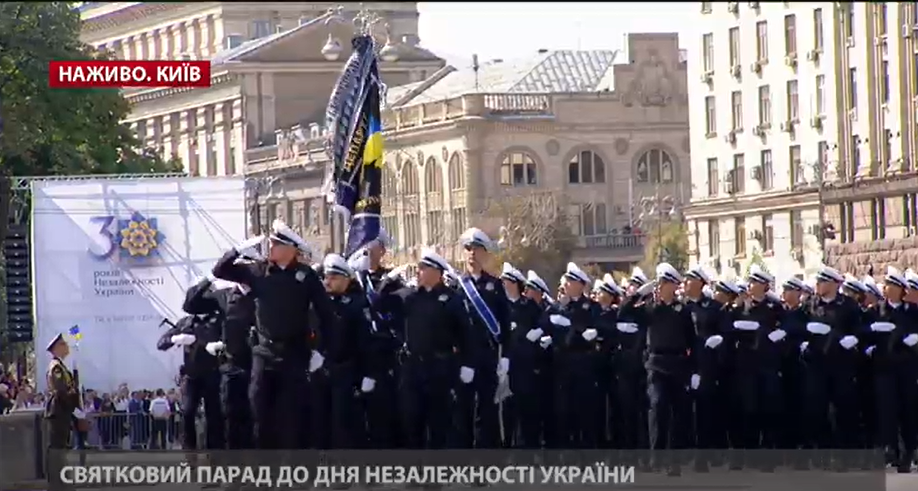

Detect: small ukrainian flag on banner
[363,112,383,167]
[69,325,81,342]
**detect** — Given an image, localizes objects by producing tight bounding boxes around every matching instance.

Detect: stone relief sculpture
[624,48,675,107]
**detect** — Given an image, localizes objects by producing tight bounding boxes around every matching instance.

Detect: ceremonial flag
[324,34,385,258]
[68,324,81,342]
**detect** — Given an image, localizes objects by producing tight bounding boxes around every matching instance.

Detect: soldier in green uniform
[45,333,81,491]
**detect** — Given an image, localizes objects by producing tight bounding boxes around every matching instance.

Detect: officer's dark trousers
[46,417,71,491]
[555,354,601,449]
[456,356,501,449]
[647,368,689,452]
[694,352,726,450]
[400,355,454,449]
[731,368,782,449]
[309,369,331,449]
[509,366,547,448]
[780,356,804,448]
[249,353,309,449]
[802,363,858,449]
[363,370,397,448]
[613,365,646,449]
[221,365,253,449]
[875,366,918,461]
[312,362,358,449]
[182,372,224,449]
[857,357,877,447]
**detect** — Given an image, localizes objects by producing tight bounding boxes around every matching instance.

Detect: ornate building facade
[684,2,918,281]
[248,33,690,269]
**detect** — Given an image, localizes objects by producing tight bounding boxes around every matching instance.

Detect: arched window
[635,149,675,183]
[381,163,397,197]
[425,157,442,193]
[448,153,464,190]
[568,149,606,184]
[499,151,537,186]
[402,160,419,194]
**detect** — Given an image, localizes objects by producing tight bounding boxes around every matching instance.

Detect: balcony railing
[582,232,647,250]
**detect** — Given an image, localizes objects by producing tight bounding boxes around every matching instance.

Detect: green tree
[641,220,690,273]
[744,247,769,278]
[479,192,576,293]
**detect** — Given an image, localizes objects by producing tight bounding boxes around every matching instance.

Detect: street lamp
[244,175,285,236]
[636,192,682,263]
[321,5,401,63]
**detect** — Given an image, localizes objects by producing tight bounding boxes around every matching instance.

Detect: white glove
[866,346,876,356]
[806,322,831,335]
[496,357,510,376]
[800,341,809,353]
[235,235,264,253]
[459,366,475,384]
[347,248,371,273]
[171,334,196,346]
[360,377,376,393]
[525,328,543,342]
[582,328,598,342]
[839,335,859,350]
[768,329,787,343]
[205,341,225,356]
[871,322,896,332]
[539,336,552,349]
[690,374,701,390]
[308,351,325,373]
[549,315,571,327]
[635,281,655,297]
[704,335,723,349]
[385,264,410,281]
[616,322,638,334]
[903,333,918,347]
[72,408,86,419]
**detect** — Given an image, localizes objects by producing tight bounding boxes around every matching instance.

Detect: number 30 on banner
[88,216,117,260]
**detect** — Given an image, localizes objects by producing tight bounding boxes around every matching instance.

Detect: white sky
[416,2,697,66]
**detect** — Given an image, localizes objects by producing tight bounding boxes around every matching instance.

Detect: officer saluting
[45,333,84,491]
[212,219,336,449]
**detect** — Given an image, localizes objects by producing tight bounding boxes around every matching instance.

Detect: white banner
[32,176,247,392]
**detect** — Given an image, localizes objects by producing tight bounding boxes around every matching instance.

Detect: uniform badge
[485,282,495,291]
[510,321,517,330]
[342,296,351,304]
[295,271,306,282]
[582,303,590,310]
[439,294,448,302]
[674,304,682,312]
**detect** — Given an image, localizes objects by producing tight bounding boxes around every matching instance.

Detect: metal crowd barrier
[78,412,200,450]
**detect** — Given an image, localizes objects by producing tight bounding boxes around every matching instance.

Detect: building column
[134,33,147,59]
[171,23,185,58]
[198,16,211,59]
[159,27,173,61]
[160,114,174,162]
[211,14,224,55]
[122,36,134,60]
[178,110,193,175]
[148,30,159,59]
[230,99,244,175]
[197,107,211,176]
[184,19,199,58]
[212,102,229,176]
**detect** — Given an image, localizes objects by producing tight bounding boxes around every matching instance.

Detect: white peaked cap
[685,265,711,283]
[885,266,907,288]
[211,278,243,291]
[782,277,806,291]
[563,262,590,284]
[460,227,493,251]
[842,273,865,292]
[418,247,449,271]
[862,275,882,296]
[701,285,713,298]
[500,262,525,283]
[270,219,313,256]
[714,279,740,295]
[747,264,774,285]
[599,273,624,296]
[323,253,353,277]
[347,247,371,273]
[526,270,551,295]
[630,266,648,286]
[656,262,682,283]
[592,279,604,292]
[815,266,843,283]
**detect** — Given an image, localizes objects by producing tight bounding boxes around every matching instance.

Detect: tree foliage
[641,220,690,273]
[744,247,769,278]
[475,192,575,292]
[0,2,183,177]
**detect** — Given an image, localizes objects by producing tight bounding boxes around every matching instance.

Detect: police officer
[45,333,82,491]
[454,228,508,449]
[550,262,602,448]
[642,263,695,474]
[800,267,863,456]
[159,296,225,450]
[360,231,404,448]
[681,266,725,468]
[211,219,336,449]
[593,274,623,448]
[779,277,809,451]
[312,253,377,449]
[499,262,544,448]
[867,267,918,472]
[842,274,875,451]
[400,248,469,449]
[610,269,652,451]
[522,270,557,447]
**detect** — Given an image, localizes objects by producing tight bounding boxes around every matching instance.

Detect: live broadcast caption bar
[50,450,887,490]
